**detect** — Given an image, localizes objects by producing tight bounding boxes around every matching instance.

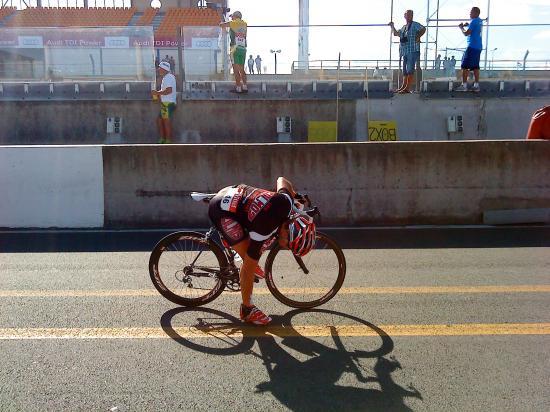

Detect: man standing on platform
[389,10,425,94]
[455,7,483,92]
[152,61,177,144]
[221,11,248,93]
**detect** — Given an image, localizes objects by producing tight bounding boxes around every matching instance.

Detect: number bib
[234,32,246,48]
[220,187,243,213]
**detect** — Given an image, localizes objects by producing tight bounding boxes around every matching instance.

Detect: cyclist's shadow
[161,307,422,411]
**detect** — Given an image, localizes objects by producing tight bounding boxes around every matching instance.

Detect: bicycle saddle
[190,192,216,203]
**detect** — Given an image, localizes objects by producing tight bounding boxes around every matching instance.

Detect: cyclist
[208,177,316,325]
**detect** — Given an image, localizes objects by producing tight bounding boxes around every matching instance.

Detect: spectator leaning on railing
[220,11,248,93]
[389,10,425,94]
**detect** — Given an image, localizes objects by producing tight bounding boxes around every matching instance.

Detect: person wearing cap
[152,61,177,144]
[220,11,248,93]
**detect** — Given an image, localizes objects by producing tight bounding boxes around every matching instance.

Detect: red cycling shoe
[240,305,272,325]
[254,266,265,280]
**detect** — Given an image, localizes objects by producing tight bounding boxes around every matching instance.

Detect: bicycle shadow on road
[160,307,423,411]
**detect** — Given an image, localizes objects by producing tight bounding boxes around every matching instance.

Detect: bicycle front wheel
[264,232,346,309]
[149,231,227,307]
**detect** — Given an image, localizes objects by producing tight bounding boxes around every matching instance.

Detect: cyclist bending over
[208,177,316,325]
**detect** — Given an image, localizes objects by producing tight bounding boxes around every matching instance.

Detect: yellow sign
[368,120,398,141]
[308,121,337,142]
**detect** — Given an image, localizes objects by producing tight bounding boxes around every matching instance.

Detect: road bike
[149,191,346,309]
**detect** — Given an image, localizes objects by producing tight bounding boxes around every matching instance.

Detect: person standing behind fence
[389,10,425,94]
[248,55,255,74]
[255,55,262,74]
[434,54,441,70]
[220,11,248,93]
[455,7,483,92]
[152,61,177,144]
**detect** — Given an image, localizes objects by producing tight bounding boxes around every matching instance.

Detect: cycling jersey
[208,184,293,260]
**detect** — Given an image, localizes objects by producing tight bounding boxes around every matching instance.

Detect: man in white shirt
[152,61,177,143]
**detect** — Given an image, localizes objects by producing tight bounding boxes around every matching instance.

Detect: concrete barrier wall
[0,146,104,228]
[102,141,550,228]
[1,96,547,144]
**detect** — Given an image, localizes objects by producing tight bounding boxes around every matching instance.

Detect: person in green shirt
[220,11,248,93]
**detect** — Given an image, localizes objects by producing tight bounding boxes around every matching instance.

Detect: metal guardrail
[291,59,550,72]
[0,81,153,101]
[0,79,548,101]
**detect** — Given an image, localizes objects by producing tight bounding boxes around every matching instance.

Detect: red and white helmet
[288,216,316,256]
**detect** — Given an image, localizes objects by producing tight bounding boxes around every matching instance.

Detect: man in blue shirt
[389,10,426,93]
[455,7,483,92]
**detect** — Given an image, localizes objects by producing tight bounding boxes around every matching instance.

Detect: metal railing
[292,59,550,72]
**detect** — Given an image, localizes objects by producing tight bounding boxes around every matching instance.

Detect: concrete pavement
[1,247,549,410]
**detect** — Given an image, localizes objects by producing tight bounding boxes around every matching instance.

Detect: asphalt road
[1,245,549,411]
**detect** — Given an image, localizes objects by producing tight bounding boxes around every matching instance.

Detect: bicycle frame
[191,226,309,290]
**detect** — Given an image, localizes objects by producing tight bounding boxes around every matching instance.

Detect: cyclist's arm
[276,176,297,198]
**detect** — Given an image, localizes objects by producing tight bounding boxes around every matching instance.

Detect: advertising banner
[0,27,154,49]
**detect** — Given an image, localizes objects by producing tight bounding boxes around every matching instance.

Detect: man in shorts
[389,10,425,94]
[220,11,248,93]
[208,177,316,325]
[455,7,483,92]
[152,61,177,143]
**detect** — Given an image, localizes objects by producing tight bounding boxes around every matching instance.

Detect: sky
[229,0,550,72]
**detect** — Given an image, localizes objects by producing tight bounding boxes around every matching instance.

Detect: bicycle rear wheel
[149,231,227,307]
[264,232,346,308]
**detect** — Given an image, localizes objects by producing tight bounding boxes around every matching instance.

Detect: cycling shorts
[208,186,292,260]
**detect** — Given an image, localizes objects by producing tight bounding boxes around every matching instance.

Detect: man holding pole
[220,11,248,93]
[389,10,425,94]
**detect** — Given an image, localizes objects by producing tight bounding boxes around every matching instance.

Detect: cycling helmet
[288,216,316,256]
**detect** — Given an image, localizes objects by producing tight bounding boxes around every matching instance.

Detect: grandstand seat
[0,7,16,23]
[136,7,158,26]
[156,7,221,36]
[5,7,137,28]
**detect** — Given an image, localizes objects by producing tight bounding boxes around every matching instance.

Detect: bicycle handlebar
[291,193,321,222]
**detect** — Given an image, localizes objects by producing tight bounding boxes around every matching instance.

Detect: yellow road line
[0,323,549,340]
[1,285,549,297]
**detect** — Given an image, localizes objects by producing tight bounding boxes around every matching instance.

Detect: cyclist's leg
[232,238,256,306]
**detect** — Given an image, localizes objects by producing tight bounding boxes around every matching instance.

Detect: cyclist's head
[286,216,316,256]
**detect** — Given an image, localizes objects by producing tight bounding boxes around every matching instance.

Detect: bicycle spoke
[265,233,346,308]
[150,233,226,305]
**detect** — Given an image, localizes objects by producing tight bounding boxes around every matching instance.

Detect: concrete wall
[102,141,550,228]
[1,96,547,145]
[356,97,547,141]
[0,146,104,228]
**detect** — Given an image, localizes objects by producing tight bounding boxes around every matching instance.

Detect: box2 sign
[368,120,398,141]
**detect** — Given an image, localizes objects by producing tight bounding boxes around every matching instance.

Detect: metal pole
[483,0,491,71]
[424,0,430,70]
[434,0,440,68]
[336,52,340,142]
[389,0,394,68]
[178,27,185,87]
[298,0,309,70]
